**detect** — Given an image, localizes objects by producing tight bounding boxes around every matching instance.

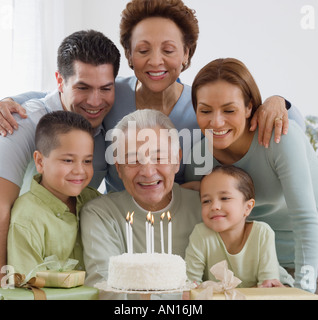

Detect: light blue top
[9,77,201,192]
[8,80,305,193]
[103,76,201,192]
[0,90,107,193]
[184,121,318,292]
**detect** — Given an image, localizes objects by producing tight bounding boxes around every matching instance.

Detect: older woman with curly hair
[103,0,301,192]
[0,0,303,193]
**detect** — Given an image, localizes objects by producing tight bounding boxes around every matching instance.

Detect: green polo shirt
[7,174,101,276]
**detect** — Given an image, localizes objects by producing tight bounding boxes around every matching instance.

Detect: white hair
[112,109,180,158]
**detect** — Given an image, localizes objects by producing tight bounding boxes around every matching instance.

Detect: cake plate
[94,281,195,300]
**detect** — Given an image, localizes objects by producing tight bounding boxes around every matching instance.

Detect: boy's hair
[203,165,255,201]
[35,111,94,157]
[57,30,121,81]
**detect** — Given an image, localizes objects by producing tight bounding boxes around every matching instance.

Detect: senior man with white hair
[80,109,202,299]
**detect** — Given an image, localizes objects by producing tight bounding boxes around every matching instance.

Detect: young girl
[185,165,283,288]
[185,58,318,292]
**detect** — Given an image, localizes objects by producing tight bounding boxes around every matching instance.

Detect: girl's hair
[205,165,255,201]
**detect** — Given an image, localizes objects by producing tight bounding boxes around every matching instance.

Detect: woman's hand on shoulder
[250,96,289,148]
[0,98,27,137]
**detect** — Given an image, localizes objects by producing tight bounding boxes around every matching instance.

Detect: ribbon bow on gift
[43,255,79,272]
[36,255,80,288]
[22,255,79,280]
[13,273,46,300]
[195,260,246,300]
[12,255,79,300]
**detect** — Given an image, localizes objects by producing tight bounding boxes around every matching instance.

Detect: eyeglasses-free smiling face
[115,126,181,212]
[130,17,189,94]
[34,129,94,205]
[200,171,254,235]
[196,80,253,155]
[56,61,115,129]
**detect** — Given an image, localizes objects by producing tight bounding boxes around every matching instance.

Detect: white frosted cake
[107,253,187,291]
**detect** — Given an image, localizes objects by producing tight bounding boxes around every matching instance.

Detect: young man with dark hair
[0,30,120,273]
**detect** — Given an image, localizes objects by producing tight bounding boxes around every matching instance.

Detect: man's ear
[115,162,122,179]
[34,150,45,174]
[55,71,64,93]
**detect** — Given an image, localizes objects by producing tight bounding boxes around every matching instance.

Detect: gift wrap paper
[190,287,318,300]
[36,270,85,288]
[0,286,99,300]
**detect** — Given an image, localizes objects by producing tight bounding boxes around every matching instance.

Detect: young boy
[185,165,284,288]
[7,111,100,275]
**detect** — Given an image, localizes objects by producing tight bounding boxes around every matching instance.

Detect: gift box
[190,287,318,300]
[0,256,92,300]
[36,270,85,288]
[189,260,318,300]
[0,286,99,300]
[26,255,86,288]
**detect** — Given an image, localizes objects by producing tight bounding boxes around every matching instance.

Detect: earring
[182,61,188,70]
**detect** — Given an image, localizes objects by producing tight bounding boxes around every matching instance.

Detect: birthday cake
[107,253,187,291]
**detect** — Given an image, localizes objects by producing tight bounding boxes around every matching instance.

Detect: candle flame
[130,211,135,224]
[147,211,152,222]
[167,211,171,222]
[151,214,154,225]
[126,212,130,222]
[160,212,166,220]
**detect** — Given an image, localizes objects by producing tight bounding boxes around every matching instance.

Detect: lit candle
[129,212,134,254]
[160,212,165,253]
[145,217,148,253]
[167,211,172,254]
[146,212,151,254]
[126,212,130,254]
[151,214,154,254]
